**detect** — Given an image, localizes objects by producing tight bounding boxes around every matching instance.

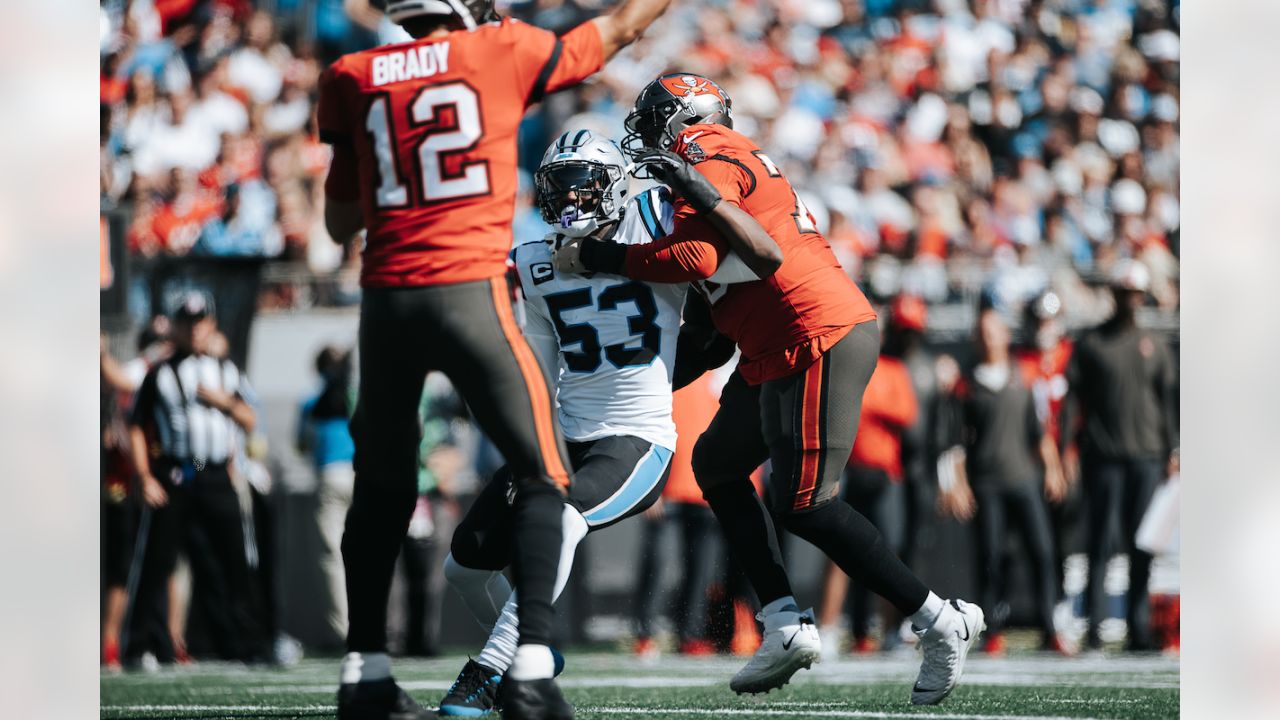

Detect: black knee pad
[448,529,501,572]
[691,437,737,495]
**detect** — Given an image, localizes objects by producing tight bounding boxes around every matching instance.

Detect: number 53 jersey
[514,188,684,451]
[317,18,604,288]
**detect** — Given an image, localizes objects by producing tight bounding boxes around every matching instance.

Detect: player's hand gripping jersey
[317,19,604,287]
[514,187,682,451]
[621,124,877,385]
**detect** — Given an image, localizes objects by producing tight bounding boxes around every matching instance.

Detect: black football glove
[633,148,722,215]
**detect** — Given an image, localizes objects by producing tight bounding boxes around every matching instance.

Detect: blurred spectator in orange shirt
[816,312,918,656]
[130,169,221,257]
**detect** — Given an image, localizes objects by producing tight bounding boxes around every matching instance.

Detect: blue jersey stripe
[582,445,673,526]
[637,189,662,240]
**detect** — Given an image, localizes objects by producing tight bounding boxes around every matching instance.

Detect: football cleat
[498,677,573,720]
[729,607,821,694]
[439,659,503,717]
[338,678,438,720]
[911,599,986,706]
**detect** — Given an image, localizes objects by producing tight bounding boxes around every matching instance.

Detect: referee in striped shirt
[127,291,266,664]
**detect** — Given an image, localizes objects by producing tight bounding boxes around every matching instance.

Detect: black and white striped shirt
[130,352,249,466]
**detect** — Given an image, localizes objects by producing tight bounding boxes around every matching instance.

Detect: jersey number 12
[365,82,490,207]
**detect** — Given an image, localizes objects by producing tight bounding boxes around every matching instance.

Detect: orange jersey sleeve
[316,58,360,146]
[543,21,605,96]
[622,212,728,281]
[505,19,604,104]
[620,141,756,281]
[661,124,877,385]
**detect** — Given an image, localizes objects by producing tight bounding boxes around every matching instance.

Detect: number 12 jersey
[317,18,604,287]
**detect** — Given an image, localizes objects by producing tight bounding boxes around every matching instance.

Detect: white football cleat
[911,599,985,705]
[730,608,821,694]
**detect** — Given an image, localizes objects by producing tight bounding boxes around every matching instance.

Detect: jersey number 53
[544,282,662,373]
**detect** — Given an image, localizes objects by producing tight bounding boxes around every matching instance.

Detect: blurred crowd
[101,0,1179,322]
[100,0,1181,670]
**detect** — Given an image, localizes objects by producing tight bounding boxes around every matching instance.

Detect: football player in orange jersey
[316,2,674,718]
[556,73,985,706]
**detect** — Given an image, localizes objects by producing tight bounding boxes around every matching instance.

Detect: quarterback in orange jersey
[316,2,674,719]
[556,73,985,705]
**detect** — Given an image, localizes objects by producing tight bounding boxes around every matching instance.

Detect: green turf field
[101,651,1179,719]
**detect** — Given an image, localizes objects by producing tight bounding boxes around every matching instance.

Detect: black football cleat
[338,678,438,720]
[439,659,503,716]
[498,676,573,720]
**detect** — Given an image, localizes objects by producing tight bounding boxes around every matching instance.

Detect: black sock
[510,482,564,647]
[702,481,794,606]
[342,478,418,652]
[779,500,928,616]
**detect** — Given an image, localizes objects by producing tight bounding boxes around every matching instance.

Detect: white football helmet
[534,130,628,238]
[384,0,496,30]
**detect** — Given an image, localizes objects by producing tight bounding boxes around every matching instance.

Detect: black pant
[693,323,930,616]
[344,279,573,652]
[694,322,879,516]
[633,503,718,642]
[972,482,1057,641]
[128,462,266,662]
[1083,457,1162,647]
[451,435,671,571]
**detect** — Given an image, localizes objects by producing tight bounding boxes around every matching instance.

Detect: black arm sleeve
[579,238,627,275]
[930,389,965,456]
[130,365,160,427]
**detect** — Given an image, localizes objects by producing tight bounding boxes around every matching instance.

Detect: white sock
[910,592,946,631]
[761,595,800,617]
[476,594,521,672]
[340,651,391,684]
[508,644,555,681]
[444,553,513,630]
[475,506,589,673]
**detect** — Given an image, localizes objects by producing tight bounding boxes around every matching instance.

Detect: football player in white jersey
[436,130,773,718]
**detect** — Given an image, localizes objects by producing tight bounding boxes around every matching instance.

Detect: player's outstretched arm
[592,0,675,60]
[636,148,783,279]
[704,202,784,278]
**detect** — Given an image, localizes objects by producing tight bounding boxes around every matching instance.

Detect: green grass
[101,651,1179,719]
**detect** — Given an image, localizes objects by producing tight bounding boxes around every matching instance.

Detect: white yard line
[120,671,1176,696]
[101,704,1094,720]
[578,707,1096,720]
[102,705,332,713]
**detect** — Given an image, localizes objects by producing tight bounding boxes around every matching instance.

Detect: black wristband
[690,192,721,215]
[579,239,627,274]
